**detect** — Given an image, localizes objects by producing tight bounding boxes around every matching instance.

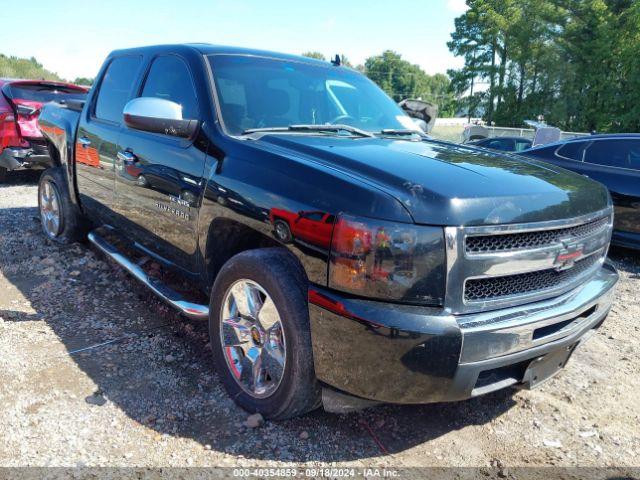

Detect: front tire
[0,166,7,183]
[38,167,87,244]
[209,248,320,419]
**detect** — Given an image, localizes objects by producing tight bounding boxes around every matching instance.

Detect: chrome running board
[87,231,209,320]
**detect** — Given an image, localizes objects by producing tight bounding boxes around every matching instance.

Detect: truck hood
[256,135,610,225]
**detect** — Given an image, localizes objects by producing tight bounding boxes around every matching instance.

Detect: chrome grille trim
[444,208,614,315]
[465,216,609,254]
[464,253,601,302]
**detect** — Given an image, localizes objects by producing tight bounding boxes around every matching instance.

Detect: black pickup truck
[39,44,618,419]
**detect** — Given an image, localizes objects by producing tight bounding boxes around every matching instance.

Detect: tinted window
[556,141,586,161]
[304,212,325,222]
[584,139,640,169]
[629,145,640,170]
[95,56,142,123]
[3,83,86,103]
[141,56,199,119]
[515,139,532,152]
[484,139,513,151]
[209,55,416,135]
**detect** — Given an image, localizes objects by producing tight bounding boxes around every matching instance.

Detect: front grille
[464,254,600,302]
[465,217,609,254]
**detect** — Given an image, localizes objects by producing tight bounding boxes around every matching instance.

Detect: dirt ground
[0,171,638,474]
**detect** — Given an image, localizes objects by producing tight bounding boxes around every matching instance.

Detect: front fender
[196,145,413,289]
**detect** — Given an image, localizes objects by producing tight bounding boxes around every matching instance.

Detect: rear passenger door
[76,55,142,225]
[115,54,206,274]
[580,139,640,235]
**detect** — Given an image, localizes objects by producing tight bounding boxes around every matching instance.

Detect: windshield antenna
[331,54,341,66]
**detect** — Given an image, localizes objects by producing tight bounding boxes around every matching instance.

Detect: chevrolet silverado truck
[38,44,618,419]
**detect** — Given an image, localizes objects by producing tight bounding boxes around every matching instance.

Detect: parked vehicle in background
[398,99,437,133]
[467,136,532,152]
[38,44,618,419]
[270,209,335,250]
[522,134,640,250]
[0,79,88,182]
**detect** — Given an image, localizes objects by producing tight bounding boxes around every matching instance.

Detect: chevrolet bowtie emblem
[555,242,584,270]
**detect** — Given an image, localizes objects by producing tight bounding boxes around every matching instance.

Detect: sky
[3,0,468,81]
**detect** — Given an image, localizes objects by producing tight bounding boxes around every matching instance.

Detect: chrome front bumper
[447,261,618,399]
[310,262,618,404]
[458,260,618,364]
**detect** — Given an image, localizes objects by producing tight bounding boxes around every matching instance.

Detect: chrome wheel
[274,221,290,242]
[219,279,286,398]
[40,180,61,238]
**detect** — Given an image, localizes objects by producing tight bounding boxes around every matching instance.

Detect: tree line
[0,54,93,85]
[0,54,63,82]
[303,51,457,117]
[447,0,640,132]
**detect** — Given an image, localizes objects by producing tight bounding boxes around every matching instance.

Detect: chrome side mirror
[123,97,198,138]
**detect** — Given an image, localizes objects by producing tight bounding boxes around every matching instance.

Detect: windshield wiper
[242,124,374,138]
[377,129,428,138]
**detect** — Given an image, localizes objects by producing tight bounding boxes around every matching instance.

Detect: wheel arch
[202,217,306,293]
[45,139,63,168]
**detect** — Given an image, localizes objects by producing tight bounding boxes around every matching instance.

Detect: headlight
[328,214,446,305]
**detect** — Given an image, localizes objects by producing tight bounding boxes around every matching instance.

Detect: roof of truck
[108,43,331,67]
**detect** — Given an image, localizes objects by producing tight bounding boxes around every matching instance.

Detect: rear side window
[629,145,640,171]
[141,56,199,120]
[556,141,586,161]
[515,139,532,152]
[94,56,142,123]
[584,139,640,169]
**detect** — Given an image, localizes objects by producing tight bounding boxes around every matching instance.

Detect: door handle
[79,136,91,148]
[117,150,138,163]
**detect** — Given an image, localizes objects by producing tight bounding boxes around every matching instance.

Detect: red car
[270,209,336,250]
[0,79,88,182]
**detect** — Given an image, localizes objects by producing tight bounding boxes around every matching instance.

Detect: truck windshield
[208,54,418,136]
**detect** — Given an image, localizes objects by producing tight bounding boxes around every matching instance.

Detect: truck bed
[38,101,83,200]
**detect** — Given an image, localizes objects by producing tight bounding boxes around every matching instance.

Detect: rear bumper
[0,146,50,171]
[309,262,618,404]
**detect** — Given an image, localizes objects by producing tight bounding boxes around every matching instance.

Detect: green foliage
[73,77,94,86]
[302,51,354,68]
[448,0,640,132]
[301,50,459,116]
[301,51,326,61]
[0,54,62,81]
[363,51,458,117]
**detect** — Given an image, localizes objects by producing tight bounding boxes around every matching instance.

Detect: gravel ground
[0,171,639,473]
